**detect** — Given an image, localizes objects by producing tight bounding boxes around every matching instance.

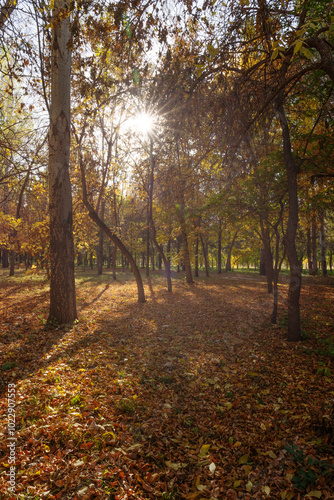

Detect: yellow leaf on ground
[305,492,322,498]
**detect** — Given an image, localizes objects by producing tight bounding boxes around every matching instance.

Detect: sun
[132,112,154,135]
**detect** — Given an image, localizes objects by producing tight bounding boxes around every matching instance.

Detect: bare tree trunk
[195,235,199,277]
[311,217,318,275]
[320,211,327,276]
[260,221,273,293]
[306,227,312,274]
[107,244,112,268]
[278,104,301,341]
[97,200,105,275]
[217,219,222,274]
[146,222,150,277]
[48,0,77,324]
[260,248,266,276]
[112,246,117,280]
[78,154,145,303]
[200,233,209,277]
[225,231,238,272]
[181,225,193,283]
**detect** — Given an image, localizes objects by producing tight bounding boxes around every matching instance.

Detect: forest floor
[0,268,334,500]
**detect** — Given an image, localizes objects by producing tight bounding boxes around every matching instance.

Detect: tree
[48,0,77,324]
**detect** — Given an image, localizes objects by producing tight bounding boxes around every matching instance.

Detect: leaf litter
[0,271,333,499]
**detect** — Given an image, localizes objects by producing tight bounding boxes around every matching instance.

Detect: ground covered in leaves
[0,269,334,500]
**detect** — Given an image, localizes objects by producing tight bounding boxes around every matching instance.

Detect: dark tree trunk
[260,222,273,293]
[151,244,155,271]
[217,220,222,274]
[90,252,94,269]
[307,227,312,274]
[112,246,117,280]
[225,231,238,272]
[200,233,209,277]
[195,235,199,277]
[146,227,150,277]
[107,245,112,268]
[310,217,318,275]
[181,227,193,283]
[2,249,9,268]
[320,211,327,276]
[9,250,15,276]
[260,248,266,275]
[278,104,302,342]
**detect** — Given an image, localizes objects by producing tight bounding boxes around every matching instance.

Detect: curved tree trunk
[85,202,145,302]
[278,104,301,342]
[77,148,145,303]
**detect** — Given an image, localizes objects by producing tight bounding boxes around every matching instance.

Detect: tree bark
[320,210,327,276]
[217,219,222,274]
[260,220,273,293]
[259,248,266,275]
[310,216,318,275]
[225,231,238,272]
[200,233,209,277]
[97,200,105,275]
[278,104,301,341]
[194,235,199,277]
[48,0,77,324]
[112,246,117,279]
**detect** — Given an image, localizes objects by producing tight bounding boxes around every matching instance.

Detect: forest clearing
[1,270,334,499]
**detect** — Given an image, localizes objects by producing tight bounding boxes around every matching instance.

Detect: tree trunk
[181,226,193,283]
[260,248,266,275]
[278,104,301,342]
[112,246,117,280]
[200,233,209,277]
[195,235,199,277]
[217,220,222,274]
[48,0,77,324]
[260,221,273,293]
[306,227,312,274]
[146,224,150,277]
[310,217,318,275]
[97,200,105,275]
[78,161,145,302]
[320,211,327,276]
[9,250,15,276]
[225,231,238,272]
[107,245,112,268]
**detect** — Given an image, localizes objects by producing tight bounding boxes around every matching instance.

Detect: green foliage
[315,339,334,360]
[118,398,136,414]
[285,444,332,491]
[1,361,16,371]
[316,361,331,377]
[70,394,82,406]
